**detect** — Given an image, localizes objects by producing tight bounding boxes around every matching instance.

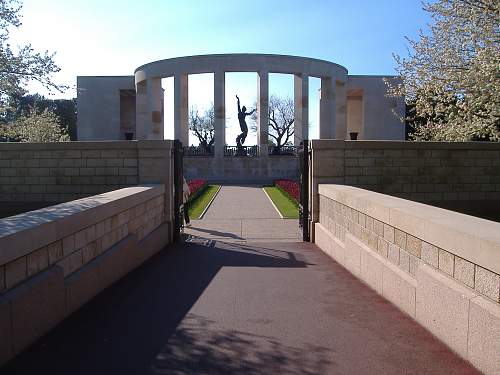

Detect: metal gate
[298,140,310,242]
[173,140,184,242]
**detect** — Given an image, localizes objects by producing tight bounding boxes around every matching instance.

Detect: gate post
[299,140,310,242]
[172,140,184,242]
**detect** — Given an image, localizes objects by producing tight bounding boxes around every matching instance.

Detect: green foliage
[1,107,69,142]
[6,93,77,139]
[387,0,499,141]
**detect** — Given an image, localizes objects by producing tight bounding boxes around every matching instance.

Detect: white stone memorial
[77,53,405,150]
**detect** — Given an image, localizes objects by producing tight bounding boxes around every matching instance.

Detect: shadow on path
[2,241,308,375]
[151,314,332,375]
[2,238,479,375]
[186,225,244,240]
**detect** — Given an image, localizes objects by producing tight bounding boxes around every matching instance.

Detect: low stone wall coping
[310,139,500,150]
[319,184,500,275]
[0,185,164,266]
[0,140,173,151]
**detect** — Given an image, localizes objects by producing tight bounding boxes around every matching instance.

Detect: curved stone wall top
[134,54,348,84]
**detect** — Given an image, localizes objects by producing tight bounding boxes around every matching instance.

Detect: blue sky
[11,0,430,143]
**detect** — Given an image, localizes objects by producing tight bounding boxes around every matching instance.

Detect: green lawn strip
[263,186,299,219]
[188,185,220,219]
[275,185,299,208]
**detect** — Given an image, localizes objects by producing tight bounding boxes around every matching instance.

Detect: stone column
[257,70,269,157]
[335,80,347,139]
[174,74,189,146]
[148,77,164,139]
[214,70,225,158]
[136,78,163,140]
[294,74,309,145]
[135,80,148,139]
[319,76,336,139]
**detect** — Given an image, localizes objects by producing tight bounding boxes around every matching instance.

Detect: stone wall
[315,185,500,375]
[0,140,172,203]
[0,140,175,224]
[0,185,171,365]
[309,140,500,235]
[184,155,299,183]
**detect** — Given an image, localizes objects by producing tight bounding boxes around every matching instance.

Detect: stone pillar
[214,70,225,158]
[174,74,189,146]
[136,78,163,140]
[135,80,148,139]
[148,77,164,139]
[335,80,347,140]
[319,76,336,139]
[294,74,309,145]
[257,70,269,156]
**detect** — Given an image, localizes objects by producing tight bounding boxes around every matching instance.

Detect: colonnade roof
[134,54,348,83]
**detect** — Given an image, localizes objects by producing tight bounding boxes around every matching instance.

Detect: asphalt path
[2,186,479,374]
[3,239,478,374]
[185,185,301,242]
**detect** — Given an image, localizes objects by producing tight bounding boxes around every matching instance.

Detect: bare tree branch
[266,95,295,148]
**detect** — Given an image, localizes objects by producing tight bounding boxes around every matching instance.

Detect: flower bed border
[187,180,209,203]
[274,180,299,208]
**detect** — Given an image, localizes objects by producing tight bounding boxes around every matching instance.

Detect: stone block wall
[184,154,299,183]
[0,140,174,203]
[0,142,139,203]
[309,140,500,233]
[318,187,499,303]
[0,140,175,232]
[343,147,500,202]
[0,185,171,365]
[315,184,500,375]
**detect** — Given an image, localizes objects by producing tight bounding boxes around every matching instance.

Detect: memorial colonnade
[134,54,349,157]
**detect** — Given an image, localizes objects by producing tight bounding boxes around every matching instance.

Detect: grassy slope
[263,186,299,219]
[188,185,220,219]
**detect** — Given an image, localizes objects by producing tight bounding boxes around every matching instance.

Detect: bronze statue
[236,95,255,151]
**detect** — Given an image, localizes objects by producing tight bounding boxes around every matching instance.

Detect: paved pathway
[2,186,478,374]
[203,185,279,219]
[3,240,477,374]
[185,185,301,242]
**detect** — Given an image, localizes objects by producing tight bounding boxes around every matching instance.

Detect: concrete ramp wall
[315,184,500,375]
[0,185,171,366]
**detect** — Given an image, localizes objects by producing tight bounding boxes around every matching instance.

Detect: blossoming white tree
[387,0,499,141]
[0,0,67,141]
[3,108,69,142]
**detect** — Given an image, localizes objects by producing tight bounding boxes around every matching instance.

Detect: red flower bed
[188,179,207,197]
[275,179,300,203]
